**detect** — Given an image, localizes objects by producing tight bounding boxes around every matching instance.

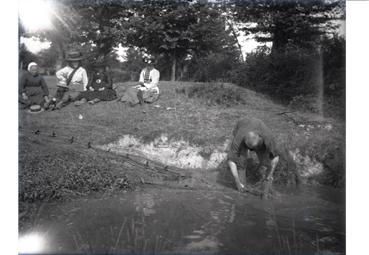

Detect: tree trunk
[171,57,176,81]
[55,42,64,70]
[271,21,288,55]
[226,19,244,62]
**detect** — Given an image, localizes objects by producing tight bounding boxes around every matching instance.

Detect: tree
[19,0,129,69]
[113,0,236,81]
[230,0,345,54]
[19,43,38,70]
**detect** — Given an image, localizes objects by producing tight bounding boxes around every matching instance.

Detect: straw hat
[27,105,44,114]
[66,50,84,61]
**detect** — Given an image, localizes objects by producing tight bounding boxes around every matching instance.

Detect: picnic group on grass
[19,50,300,196]
[19,50,160,112]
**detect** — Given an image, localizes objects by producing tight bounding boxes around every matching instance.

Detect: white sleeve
[81,69,89,90]
[145,69,160,89]
[139,70,144,83]
[151,69,160,87]
[56,67,68,81]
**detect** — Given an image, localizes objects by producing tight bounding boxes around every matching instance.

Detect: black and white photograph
[16,0,346,254]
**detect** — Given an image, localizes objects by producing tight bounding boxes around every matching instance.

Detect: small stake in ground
[51,131,56,137]
[87,142,92,148]
[69,136,74,144]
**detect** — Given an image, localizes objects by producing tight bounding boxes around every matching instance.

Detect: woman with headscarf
[48,50,88,110]
[19,62,50,109]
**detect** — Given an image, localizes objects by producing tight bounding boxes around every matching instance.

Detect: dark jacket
[86,71,113,91]
[19,72,49,96]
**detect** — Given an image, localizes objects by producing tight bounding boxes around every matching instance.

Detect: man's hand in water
[236,182,245,192]
[228,160,246,193]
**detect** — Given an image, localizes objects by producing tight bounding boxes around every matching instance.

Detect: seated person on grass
[75,61,117,106]
[47,50,88,110]
[119,56,160,106]
[19,62,50,110]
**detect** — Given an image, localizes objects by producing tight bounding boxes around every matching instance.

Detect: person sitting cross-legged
[19,62,50,110]
[119,56,160,106]
[74,61,117,106]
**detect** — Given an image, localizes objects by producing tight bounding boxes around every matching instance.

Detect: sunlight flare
[18,232,46,254]
[19,0,53,32]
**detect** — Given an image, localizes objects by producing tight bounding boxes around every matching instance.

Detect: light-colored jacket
[138,68,160,93]
[56,66,88,92]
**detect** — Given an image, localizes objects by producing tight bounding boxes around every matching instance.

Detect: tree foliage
[231,0,345,53]
[112,0,238,80]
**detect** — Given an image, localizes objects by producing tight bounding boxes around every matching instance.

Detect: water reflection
[19,186,345,254]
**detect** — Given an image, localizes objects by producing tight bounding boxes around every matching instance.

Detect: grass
[19,77,345,212]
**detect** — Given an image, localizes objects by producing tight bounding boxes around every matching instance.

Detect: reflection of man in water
[227,117,299,194]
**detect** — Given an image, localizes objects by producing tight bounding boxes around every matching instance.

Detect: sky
[21,32,272,62]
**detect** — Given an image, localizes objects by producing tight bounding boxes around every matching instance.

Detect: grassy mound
[19,78,345,209]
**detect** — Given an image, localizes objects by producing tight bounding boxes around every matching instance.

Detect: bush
[230,38,345,119]
[110,69,132,83]
[176,83,246,107]
[187,52,240,82]
[232,47,322,103]
[288,94,322,114]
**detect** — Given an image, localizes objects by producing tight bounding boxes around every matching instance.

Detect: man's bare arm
[228,160,245,192]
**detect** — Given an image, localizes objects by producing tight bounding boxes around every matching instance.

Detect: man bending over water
[227,117,300,195]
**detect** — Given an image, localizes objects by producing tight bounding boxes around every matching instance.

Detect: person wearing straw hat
[74,60,117,106]
[19,62,50,110]
[119,56,160,106]
[47,50,88,110]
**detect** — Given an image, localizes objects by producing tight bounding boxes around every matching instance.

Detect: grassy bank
[19,78,345,210]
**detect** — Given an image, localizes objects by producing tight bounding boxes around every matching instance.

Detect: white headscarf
[27,62,38,71]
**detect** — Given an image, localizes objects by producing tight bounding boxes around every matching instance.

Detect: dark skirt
[79,89,117,101]
[19,87,47,107]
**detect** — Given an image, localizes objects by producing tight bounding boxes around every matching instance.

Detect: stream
[19,184,344,254]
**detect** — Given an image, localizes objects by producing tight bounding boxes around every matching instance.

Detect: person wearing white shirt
[120,57,160,106]
[48,50,89,110]
[136,57,160,104]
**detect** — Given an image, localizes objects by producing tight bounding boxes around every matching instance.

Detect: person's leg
[256,151,269,181]
[137,90,144,105]
[74,98,87,106]
[143,91,159,103]
[88,98,101,104]
[55,91,71,110]
[262,156,279,199]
